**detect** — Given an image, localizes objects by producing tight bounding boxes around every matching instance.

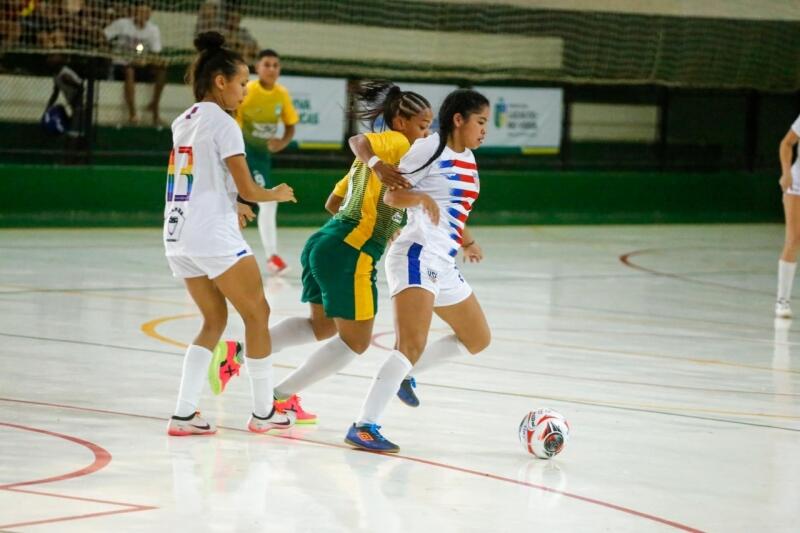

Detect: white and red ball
[519,408,570,459]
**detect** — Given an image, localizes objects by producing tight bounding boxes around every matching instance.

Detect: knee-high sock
[174,344,213,417]
[357,350,413,425]
[408,334,467,378]
[274,336,357,399]
[257,201,278,257]
[270,317,318,354]
[245,356,274,418]
[778,260,797,301]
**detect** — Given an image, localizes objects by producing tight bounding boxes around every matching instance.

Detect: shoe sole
[294,417,317,425]
[167,428,217,437]
[344,437,399,453]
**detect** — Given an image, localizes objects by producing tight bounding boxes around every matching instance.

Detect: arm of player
[226,154,296,203]
[460,226,483,263]
[780,129,799,192]
[325,193,343,215]
[383,188,439,225]
[348,134,409,190]
[268,124,295,153]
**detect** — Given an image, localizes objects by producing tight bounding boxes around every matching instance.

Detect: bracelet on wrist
[367,155,381,168]
[463,240,476,248]
[237,195,258,210]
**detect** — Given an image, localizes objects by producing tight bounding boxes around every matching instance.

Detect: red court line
[1,397,704,532]
[619,249,770,296]
[0,422,156,529]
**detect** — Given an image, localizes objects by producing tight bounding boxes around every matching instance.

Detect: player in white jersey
[776,114,800,318]
[165,32,296,437]
[345,89,492,452]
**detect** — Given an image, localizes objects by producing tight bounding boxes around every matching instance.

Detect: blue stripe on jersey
[236,249,248,257]
[448,248,458,257]
[407,243,423,285]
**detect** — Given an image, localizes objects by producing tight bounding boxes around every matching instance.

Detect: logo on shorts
[392,212,403,224]
[426,268,438,283]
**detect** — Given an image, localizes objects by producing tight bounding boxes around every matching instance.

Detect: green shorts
[300,230,378,321]
[246,147,272,188]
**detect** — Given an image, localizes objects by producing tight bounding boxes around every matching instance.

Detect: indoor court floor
[0,224,798,532]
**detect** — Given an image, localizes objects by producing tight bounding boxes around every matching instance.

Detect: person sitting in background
[103,2,165,125]
[19,0,66,49]
[44,55,84,137]
[0,0,27,47]
[222,10,257,66]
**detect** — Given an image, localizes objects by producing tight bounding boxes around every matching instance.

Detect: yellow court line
[140,313,198,349]
[142,315,800,421]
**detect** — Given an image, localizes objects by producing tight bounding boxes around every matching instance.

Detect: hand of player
[780,173,793,193]
[267,138,285,153]
[373,161,410,190]
[237,202,256,229]
[462,241,483,263]
[420,194,439,225]
[271,183,297,203]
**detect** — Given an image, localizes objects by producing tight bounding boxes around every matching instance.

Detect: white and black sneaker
[167,411,217,436]
[248,407,296,433]
[775,299,793,319]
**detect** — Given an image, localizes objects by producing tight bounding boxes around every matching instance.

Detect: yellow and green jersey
[235,80,299,157]
[323,130,411,259]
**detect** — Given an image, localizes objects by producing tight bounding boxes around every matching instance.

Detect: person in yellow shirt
[235,49,298,275]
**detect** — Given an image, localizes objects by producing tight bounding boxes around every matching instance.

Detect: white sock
[274,336,357,399]
[245,356,274,418]
[174,344,213,417]
[778,260,797,301]
[408,334,467,378]
[257,201,278,257]
[270,317,318,354]
[357,350,413,426]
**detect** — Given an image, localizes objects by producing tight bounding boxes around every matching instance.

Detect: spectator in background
[223,10,257,66]
[103,2,165,125]
[44,56,84,137]
[61,0,105,51]
[0,1,26,47]
[194,0,220,36]
[20,0,66,49]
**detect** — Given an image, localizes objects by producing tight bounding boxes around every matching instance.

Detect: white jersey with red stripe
[390,133,480,262]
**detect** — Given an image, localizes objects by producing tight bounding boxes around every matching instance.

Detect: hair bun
[194,31,226,53]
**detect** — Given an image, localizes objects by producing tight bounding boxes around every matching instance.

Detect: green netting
[1,1,799,90]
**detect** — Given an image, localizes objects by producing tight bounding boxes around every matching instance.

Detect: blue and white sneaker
[397,377,419,407]
[345,423,399,453]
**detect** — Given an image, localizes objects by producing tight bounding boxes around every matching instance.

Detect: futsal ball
[519,408,570,459]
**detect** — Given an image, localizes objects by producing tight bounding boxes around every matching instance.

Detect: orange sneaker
[274,394,317,424]
[266,254,290,276]
[209,340,243,395]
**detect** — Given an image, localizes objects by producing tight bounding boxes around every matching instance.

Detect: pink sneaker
[266,254,289,276]
[208,340,242,395]
[167,412,216,436]
[274,394,317,424]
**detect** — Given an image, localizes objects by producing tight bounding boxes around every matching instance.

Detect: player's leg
[345,286,434,452]
[777,192,800,317]
[168,272,227,436]
[213,255,295,432]
[274,240,373,422]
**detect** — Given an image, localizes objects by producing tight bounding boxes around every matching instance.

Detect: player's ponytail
[407,88,489,175]
[187,31,245,101]
[353,80,431,132]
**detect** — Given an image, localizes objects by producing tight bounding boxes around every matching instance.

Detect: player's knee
[397,340,426,364]
[239,299,269,328]
[464,331,491,355]
[341,335,371,354]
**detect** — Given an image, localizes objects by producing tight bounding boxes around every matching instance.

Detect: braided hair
[353,80,431,132]
[187,31,246,101]
[407,89,489,175]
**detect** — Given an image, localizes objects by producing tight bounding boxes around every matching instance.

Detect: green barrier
[0,164,782,227]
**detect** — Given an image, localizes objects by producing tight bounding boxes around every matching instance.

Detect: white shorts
[385,244,472,307]
[167,248,253,279]
[788,175,800,196]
